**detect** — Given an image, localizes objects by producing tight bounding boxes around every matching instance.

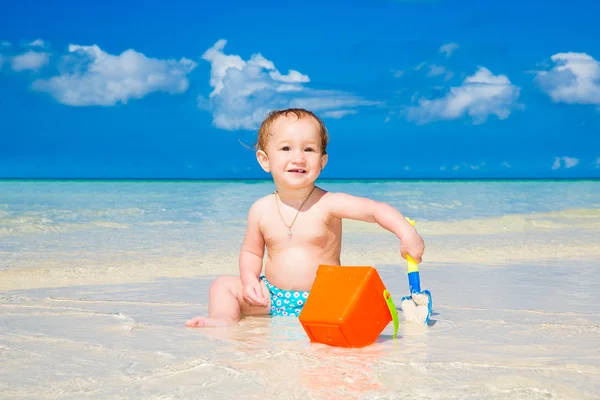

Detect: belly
[264,247,341,291]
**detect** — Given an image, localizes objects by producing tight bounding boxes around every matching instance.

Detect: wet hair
[255,108,329,155]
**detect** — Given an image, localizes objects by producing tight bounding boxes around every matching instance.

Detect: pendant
[287,229,292,239]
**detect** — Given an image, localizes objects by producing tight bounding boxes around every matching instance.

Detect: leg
[185,276,271,328]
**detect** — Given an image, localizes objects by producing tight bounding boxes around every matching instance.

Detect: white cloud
[11,50,50,72]
[452,165,459,171]
[502,161,511,168]
[415,63,453,80]
[439,42,459,57]
[563,157,579,168]
[32,44,197,106]
[535,52,600,108]
[28,39,46,48]
[288,94,376,112]
[321,109,358,119]
[406,67,521,124]
[403,61,457,85]
[552,156,579,170]
[1,41,10,48]
[199,39,378,131]
[270,69,309,84]
[596,157,600,168]
[440,166,446,171]
[427,64,446,77]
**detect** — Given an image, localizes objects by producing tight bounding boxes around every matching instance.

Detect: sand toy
[298,265,399,348]
[400,218,432,325]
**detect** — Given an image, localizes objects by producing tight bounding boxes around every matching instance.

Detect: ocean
[1,179,599,399]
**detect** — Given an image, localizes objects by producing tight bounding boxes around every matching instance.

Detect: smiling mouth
[288,169,306,173]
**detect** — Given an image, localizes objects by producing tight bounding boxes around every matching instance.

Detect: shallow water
[2,263,599,399]
[1,180,599,399]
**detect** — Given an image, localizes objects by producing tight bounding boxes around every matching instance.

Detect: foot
[185,316,236,328]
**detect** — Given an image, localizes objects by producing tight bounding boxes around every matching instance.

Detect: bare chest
[260,208,339,248]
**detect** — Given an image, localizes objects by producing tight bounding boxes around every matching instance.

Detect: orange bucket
[299,265,399,348]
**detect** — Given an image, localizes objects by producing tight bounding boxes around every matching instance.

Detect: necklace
[274,186,316,239]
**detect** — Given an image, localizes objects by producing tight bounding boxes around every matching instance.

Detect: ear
[320,153,328,170]
[256,150,271,172]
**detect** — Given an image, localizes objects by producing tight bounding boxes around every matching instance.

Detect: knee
[209,276,239,295]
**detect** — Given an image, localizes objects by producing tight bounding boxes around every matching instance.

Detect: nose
[292,149,305,163]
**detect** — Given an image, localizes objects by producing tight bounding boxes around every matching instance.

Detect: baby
[186,108,424,327]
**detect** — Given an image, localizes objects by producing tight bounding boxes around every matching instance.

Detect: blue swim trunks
[260,276,309,317]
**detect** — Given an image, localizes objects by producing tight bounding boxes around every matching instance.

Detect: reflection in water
[299,345,385,399]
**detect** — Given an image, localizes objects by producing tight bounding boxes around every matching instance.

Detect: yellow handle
[405,217,419,273]
[407,255,419,273]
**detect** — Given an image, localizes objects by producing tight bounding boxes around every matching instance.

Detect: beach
[1,180,599,399]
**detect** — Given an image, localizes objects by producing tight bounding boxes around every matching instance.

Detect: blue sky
[1,0,599,179]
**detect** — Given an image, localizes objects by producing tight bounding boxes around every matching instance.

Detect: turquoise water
[1,178,599,281]
[2,179,599,222]
[2,178,599,256]
[1,180,599,399]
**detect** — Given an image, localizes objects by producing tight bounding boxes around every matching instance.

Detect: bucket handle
[383,289,399,339]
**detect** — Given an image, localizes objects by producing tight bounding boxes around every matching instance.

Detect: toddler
[186,108,424,327]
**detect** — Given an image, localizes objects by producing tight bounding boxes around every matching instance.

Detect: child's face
[256,115,328,189]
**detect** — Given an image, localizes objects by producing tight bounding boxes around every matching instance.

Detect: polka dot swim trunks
[260,276,309,317]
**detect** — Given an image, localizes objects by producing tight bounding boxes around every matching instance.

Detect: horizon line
[1,177,599,182]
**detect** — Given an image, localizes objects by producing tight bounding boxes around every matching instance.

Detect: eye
[304,147,315,152]
[281,146,291,151]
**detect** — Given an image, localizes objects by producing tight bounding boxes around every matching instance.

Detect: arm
[239,200,266,286]
[327,192,425,262]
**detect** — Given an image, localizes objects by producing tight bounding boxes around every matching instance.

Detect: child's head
[255,108,329,187]
[256,108,329,155]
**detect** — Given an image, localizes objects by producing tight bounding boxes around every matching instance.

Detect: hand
[242,279,269,307]
[400,231,425,263]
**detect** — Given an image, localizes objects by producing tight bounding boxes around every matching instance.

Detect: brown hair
[255,108,329,155]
